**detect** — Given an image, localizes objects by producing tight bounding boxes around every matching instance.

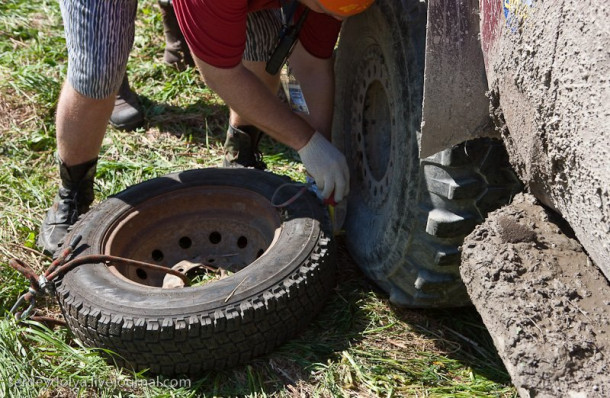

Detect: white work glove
[298,131,350,203]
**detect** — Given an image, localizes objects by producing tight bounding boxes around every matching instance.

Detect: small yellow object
[328,204,347,236]
[328,205,336,233]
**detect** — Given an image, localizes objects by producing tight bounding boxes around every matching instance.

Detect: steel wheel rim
[104,185,282,287]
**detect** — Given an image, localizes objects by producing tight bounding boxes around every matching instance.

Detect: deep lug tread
[425,208,479,238]
[334,0,524,310]
[426,175,483,200]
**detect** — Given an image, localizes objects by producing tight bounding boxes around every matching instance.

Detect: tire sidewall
[333,1,425,278]
[58,168,331,320]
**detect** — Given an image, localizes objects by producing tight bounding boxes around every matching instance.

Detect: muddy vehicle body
[334,0,609,395]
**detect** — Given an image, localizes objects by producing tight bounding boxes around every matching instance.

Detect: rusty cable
[9,234,191,323]
[44,235,82,278]
[9,258,40,291]
[13,311,68,328]
[271,182,309,208]
[46,254,191,286]
[29,314,68,328]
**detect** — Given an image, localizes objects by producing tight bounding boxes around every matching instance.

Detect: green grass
[0,0,517,396]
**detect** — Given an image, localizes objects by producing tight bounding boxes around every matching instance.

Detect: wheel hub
[350,46,395,207]
[104,185,282,287]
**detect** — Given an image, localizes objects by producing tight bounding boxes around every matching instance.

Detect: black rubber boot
[223,125,267,170]
[38,158,97,255]
[159,0,194,70]
[110,74,145,131]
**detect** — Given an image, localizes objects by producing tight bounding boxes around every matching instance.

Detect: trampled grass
[0,0,517,396]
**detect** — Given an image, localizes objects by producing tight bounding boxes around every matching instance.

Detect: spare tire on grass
[57,168,335,377]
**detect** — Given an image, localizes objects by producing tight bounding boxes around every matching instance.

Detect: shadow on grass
[391,306,512,385]
[178,236,511,397]
[338,239,513,387]
[333,241,511,387]
[334,239,511,385]
[138,95,228,145]
[137,95,302,167]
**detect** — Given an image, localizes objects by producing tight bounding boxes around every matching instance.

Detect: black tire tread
[55,169,335,377]
[386,139,522,307]
[58,235,333,376]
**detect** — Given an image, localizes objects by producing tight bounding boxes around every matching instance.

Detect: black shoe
[110,75,144,131]
[38,188,82,255]
[163,45,194,71]
[38,158,97,255]
[223,125,267,170]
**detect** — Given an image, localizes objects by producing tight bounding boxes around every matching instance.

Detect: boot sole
[109,117,145,132]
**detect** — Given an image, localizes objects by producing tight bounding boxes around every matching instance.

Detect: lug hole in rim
[136,268,148,280]
[237,236,248,249]
[179,236,192,249]
[209,231,222,244]
[152,249,164,262]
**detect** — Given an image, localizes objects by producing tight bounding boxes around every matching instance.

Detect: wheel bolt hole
[208,258,215,263]
[136,268,148,280]
[237,236,248,249]
[209,231,222,244]
[152,249,164,262]
[179,236,192,249]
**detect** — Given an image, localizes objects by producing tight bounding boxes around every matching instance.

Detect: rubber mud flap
[333,0,522,307]
[56,168,335,377]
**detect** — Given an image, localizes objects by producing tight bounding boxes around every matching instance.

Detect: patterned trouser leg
[60,0,138,99]
[243,9,282,63]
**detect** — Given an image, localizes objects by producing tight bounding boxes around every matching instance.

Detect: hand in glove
[298,132,350,203]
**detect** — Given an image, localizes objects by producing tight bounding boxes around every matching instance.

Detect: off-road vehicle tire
[333,0,522,307]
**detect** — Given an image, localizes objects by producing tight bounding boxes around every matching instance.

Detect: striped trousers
[60,0,281,99]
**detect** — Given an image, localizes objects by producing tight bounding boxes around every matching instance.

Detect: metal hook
[9,288,38,320]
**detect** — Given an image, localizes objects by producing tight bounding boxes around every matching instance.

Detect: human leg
[56,84,115,166]
[287,41,335,140]
[158,0,194,70]
[223,9,282,169]
[39,0,138,254]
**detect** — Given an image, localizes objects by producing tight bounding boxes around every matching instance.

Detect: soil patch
[461,193,610,397]
[0,84,39,131]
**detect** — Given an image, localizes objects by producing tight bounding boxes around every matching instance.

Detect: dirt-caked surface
[481,0,610,281]
[461,193,610,397]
